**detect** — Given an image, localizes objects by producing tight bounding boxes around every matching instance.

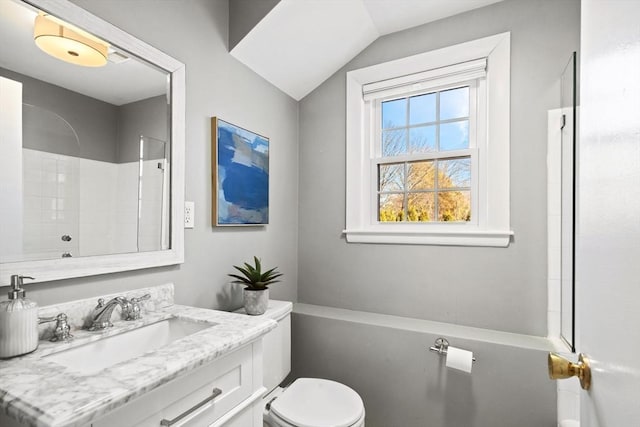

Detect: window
[377,85,475,223]
[344,33,512,246]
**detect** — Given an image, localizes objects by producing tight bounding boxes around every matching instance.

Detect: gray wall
[14,0,299,310]
[292,311,556,427]
[117,95,168,163]
[228,0,280,50]
[0,67,119,162]
[297,0,581,336]
[0,68,168,164]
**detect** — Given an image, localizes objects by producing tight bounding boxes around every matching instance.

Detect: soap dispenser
[0,275,39,358]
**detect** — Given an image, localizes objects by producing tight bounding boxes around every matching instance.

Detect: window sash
[370,81,479,225]
[372,80,478,157]
[372,150,477,224]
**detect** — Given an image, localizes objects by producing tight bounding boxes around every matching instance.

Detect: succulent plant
[228,256,283,290]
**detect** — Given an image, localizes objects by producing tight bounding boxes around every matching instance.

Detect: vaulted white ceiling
[230,0,504,101]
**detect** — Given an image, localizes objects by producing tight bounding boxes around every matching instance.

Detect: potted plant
[229,256,282,315]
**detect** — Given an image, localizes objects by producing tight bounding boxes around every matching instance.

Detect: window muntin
[375,84,474,223]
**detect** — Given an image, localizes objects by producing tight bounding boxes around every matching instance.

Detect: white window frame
[344,32,512,247]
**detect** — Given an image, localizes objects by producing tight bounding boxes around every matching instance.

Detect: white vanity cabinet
[92,341,265,427]
[0,289,276,426]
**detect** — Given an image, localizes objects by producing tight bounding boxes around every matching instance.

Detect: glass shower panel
[560,52,577,352]
[21,104,80,261]
[137,135,169,252]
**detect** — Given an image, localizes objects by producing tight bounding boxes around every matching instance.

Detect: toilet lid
[271,378,364,427]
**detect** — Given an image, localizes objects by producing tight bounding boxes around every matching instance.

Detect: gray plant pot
[243,288,269,315]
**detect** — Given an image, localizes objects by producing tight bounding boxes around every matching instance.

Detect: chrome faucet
[88,297,128,331]
[87,293,151,331]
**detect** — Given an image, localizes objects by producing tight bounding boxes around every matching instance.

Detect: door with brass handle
[548,352,591,390]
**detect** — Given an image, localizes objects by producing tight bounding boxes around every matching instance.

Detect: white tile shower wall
[22,149,79,260]
[138,159,166,252]
[20,152,147,259]
[80,159,156,255]
[560,118,575,344]
[79,158,118,256]
[161,161,170,249]
[548,109,580,426]
[114,162,138,254]
[548,110,562,341]
[112,160,166,254]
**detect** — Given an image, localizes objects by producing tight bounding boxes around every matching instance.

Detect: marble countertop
[0,304,277,427]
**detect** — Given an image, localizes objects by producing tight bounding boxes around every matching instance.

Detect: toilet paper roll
[445,346,473,373]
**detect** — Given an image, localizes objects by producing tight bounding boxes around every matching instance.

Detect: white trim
[343,228,513,247]
[0,0,185,285]
[293,303,554,352]
[363,57,486,101]
[345,32,511,247]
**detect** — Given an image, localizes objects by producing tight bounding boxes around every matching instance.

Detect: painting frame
[211,117,269,226]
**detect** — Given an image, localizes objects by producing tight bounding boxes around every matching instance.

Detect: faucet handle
[39,313,73,342]
[124,294,151,321]
[131,293,151,304]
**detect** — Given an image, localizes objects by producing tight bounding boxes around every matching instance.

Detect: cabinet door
[93,345,253,427]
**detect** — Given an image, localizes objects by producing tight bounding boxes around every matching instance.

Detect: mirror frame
[0,0,185,286]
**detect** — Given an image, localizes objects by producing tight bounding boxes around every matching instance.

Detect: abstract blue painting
[212,118,269,225]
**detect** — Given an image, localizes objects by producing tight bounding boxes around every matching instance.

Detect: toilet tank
[237,300,292,392]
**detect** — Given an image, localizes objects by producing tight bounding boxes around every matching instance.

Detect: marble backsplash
[37,283,174,341]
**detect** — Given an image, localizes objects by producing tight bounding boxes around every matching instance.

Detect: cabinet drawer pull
[160,387,223,426]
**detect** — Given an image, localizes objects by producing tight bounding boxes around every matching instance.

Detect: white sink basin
[45,317,212,375]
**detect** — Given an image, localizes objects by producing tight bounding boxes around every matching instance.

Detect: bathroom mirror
[0,0,185,285]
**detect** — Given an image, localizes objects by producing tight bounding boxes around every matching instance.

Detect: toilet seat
[267,378,365,427]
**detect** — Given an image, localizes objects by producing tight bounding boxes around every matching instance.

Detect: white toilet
[239,300,365,427]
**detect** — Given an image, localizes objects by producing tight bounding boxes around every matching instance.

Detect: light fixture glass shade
[33,14,108,67]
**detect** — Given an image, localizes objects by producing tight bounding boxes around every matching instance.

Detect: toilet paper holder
[429,337,476,362]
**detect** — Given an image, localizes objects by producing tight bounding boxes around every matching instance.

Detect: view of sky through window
[378,86,472,223]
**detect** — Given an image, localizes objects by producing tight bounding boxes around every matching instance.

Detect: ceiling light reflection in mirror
[0,0,171,264]
[34,13,109,67]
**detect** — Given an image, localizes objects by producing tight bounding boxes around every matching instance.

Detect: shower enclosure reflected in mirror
[0,0,184,285]
[137,135,170,253]
[560,52,577,352]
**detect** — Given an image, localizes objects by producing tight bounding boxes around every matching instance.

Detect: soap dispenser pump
[0,275,39,358]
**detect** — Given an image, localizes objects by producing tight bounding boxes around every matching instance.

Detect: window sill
[343,228,513,247]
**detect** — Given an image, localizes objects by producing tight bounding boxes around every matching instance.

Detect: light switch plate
[184,201,194,228]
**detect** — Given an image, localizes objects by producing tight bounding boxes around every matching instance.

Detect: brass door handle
[548,352,591,390]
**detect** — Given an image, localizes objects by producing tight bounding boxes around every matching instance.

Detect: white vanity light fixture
[33,13,108,67]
